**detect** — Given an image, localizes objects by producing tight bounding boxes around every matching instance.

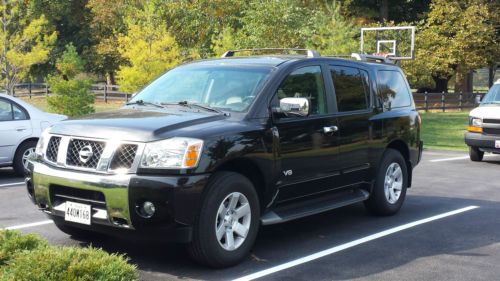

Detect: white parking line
[0,181,25,187]
[430,155,495,162]
[3,220,54,230]
[233,205,479,281]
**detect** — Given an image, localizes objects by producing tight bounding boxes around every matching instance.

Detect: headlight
[471,117,482,127]
[35,128,51,158]
[140,137,203,169]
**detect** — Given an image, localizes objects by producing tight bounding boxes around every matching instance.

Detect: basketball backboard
[360,26,415,60]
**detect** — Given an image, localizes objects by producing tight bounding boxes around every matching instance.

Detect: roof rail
[351,53,395,64]
[221,48,321,58]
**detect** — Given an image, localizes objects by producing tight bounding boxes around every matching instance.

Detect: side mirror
[275,97,310,117]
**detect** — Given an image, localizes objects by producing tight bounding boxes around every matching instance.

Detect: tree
[414,0,498,92]
[0,0,57,94]
[339,0,431,23]
[116,2,182,93]
[305,3,359,56]
[85,0,128,85]
[47,44,94,117]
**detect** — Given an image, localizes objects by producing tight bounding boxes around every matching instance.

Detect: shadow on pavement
[67,195,500,281]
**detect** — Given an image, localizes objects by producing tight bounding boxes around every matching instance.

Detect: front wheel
[187,172,260,268]
[469,146,484,162]
[365,149,408,216]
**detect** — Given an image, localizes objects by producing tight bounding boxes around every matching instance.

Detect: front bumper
[26,160,210,242]
[464,132,500,153]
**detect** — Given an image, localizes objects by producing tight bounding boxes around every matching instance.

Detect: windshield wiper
[126,99,164,108]
[172,101,230,116]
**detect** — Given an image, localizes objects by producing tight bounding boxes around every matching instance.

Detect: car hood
[49,107,227,142]
[470,105,500,119]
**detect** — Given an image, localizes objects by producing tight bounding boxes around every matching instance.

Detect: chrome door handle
[16,127,27,132]
[323,126,338,134]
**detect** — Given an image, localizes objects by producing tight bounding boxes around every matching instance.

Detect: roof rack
[350,53,395,64]
[221,48,321,58]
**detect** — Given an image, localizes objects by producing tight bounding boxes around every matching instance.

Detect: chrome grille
[46,137,61,162]
[483,128,500,135]
[110,144,138,170]
[483,119,500,124]
[66,139,105,169]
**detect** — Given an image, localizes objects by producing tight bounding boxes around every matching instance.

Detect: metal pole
[441,92,445,112]
[28,83,32,99]
[424,92,428,112]
[104,85,108,103]
[459,92,463,111]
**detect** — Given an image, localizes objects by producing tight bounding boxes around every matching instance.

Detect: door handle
[16,127,27,132]
[323,126,338,134]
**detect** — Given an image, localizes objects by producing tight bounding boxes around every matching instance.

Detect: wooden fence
[12,83,131,102]
[413,92,486,112]
[11,83,487,111]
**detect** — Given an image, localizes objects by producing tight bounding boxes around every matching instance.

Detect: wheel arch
[213,157,270,212]
[385,139,413,187]
[14,137,39,158]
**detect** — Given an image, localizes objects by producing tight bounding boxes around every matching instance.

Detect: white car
[0,94,66,174]
[465,79,500,161]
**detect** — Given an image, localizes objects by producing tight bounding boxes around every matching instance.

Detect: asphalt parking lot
[1,150,500,281]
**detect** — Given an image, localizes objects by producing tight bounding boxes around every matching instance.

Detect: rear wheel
[469,146,484,162]
[187,171,260,268]
[13,140,37,176]
[365,149,408,216]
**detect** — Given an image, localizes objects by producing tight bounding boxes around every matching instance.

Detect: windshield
[481,84,500,105]
[130,65,273,112]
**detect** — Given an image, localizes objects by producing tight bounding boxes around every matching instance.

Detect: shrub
[1,246,138,281]
[47,43,95,117]
[0,230,47,266]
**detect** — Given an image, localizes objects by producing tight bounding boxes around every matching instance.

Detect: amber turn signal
[184,143,202,168]
[467,126,482,133]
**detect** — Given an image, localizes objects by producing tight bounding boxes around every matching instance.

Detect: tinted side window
[377,70,412,109]
[0,99,13,121]
[13,104,27,120]
[331,66,368,112]
[277,66,327,115]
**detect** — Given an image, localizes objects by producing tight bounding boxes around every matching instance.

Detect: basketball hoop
[372,52,390,57]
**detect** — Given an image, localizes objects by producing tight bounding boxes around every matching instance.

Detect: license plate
[65,201,91,225]
[496,140,500,149]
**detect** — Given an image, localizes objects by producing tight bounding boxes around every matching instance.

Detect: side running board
[260,188,369,225]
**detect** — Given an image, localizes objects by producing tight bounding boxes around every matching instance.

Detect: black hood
[49,107,226,142]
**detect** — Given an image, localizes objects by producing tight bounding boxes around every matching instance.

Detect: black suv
[27,49,422,267]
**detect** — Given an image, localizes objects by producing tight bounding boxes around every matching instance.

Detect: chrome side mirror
[278,97,310,117]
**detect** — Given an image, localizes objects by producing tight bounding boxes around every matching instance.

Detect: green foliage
[1,244,137,281]
[0,230,47,266]
[47,44,94,117]
[0,1,57,94]
[305,4,358,55]
[237,0,314,48]
[55,44,85,78]
[116,2,182,93]
[412,0,498,90]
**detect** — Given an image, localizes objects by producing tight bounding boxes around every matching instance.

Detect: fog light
[137,201,156,218]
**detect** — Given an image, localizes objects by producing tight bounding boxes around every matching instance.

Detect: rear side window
[331,66,369,112]
[0,99,13,121]
[377,70,412,109]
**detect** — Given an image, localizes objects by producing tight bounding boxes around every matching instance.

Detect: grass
[19,96,124,113]
[420,111,470,151]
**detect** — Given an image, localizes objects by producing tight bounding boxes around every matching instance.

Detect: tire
[469,146,484,162]
[13,140,37,176]
[365,149,408,216]
[187,171,260,268]
[53,221,103,240]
